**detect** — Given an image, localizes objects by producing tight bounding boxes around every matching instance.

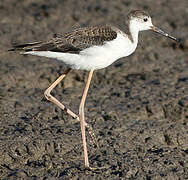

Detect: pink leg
[79,70,94,168]
[44,69,97,146]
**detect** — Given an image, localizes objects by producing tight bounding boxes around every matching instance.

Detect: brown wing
[9,26,118,54]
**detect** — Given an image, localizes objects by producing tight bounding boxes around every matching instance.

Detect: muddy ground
[0,0,188,179]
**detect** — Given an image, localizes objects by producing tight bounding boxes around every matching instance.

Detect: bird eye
[143,18,148,22]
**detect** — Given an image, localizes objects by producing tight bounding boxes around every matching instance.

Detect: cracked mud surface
[0,0,188,179]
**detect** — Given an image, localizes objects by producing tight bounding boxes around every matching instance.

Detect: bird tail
[8,42,42,53]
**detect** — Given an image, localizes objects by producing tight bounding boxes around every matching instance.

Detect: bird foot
[85,124,99,148]
[85,165,109,171]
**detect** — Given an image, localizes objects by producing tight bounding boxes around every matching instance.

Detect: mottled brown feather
[10,26,117,54]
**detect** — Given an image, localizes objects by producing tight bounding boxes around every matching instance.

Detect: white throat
[129,21,139,45]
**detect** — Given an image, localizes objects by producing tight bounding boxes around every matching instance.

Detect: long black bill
[151,26,180,43]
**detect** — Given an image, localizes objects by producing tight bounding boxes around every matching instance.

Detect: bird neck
[125,20,139,44]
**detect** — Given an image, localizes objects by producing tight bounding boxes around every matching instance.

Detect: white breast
[78,33,137,70]
[24,33,137,70]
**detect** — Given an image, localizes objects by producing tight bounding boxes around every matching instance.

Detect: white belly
[25,33,137,70]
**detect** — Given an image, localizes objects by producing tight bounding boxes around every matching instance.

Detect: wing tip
[8,42,42,52]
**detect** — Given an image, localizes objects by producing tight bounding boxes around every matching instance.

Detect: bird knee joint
[44,91,51,100]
